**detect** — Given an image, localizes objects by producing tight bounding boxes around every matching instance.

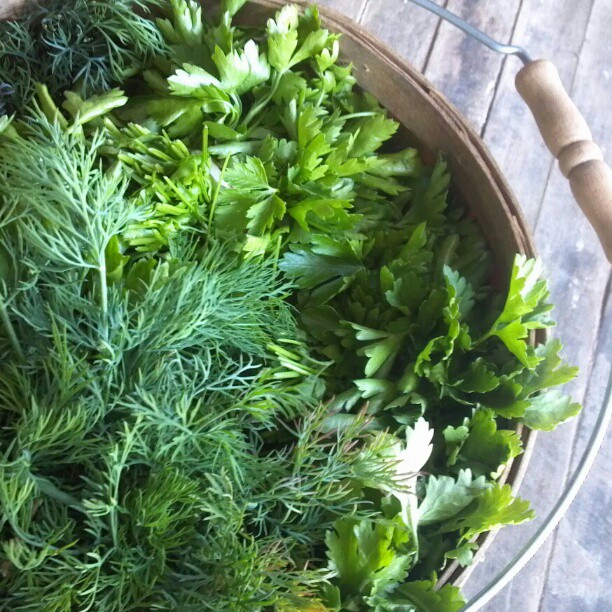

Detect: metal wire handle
[408,0,533,65]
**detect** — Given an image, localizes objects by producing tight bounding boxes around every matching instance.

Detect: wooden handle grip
[516,60,612,262]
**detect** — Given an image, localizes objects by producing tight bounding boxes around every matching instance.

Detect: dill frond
[0,0,167,114]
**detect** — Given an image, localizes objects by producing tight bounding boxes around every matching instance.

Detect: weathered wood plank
[423,0,521,130]
[316,0,366,22]
[481,0,595,227]
[540,281,611,611]
[359,0,443,71]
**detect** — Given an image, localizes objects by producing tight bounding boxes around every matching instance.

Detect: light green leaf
[326,517,413,599]
[455,358,500,393]
[280,241,363,291]
[455,409,523,477]
[445,542,479,567]
[225,156,272,192]
[105,236,129,285]
[246,194,286,234]
[418,470,489,525]
[268,30,299,72]
[288,198,354,232]
[369,578,465,612]
[62,89,128,125]
[168,64,221,95]
[212,40,271,94]
[350,114,399,157]
[519,338,579,396]
[443,483,534,541]
[483,255,555,367]
[157,0,204,46]
[522,390,582,431]
[443,423,469,467]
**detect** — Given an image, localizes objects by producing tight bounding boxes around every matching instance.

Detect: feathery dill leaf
[0,99,396,610]
[0,0,167,114]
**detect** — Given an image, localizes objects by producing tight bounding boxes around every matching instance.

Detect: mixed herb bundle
[0,1,581,610]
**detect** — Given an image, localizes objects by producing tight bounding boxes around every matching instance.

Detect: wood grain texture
[539,280,611,611]
[423,0,522,130]
[359,0,443,71]
[316,0,365,21]
[533,0,612,605]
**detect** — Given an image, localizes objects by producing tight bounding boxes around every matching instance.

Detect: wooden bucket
[0,0,541,590]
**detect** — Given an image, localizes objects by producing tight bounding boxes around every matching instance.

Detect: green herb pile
[0,1,582,610]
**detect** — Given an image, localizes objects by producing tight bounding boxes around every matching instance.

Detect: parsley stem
[205,155,230,249]
[242,71,284,127]
[340,112,380,121]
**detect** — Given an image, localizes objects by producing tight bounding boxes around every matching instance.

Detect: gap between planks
[532,0,598,231]
[358,0,451,71]
[419,0,450,74]
[479,0,527,138]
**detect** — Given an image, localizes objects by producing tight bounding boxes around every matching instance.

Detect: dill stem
[98,253,110,348]
[0,296,24,361]
[99,262,108,315]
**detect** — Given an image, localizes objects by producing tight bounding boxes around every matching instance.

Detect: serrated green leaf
[482,255,555,368]
[444,542,479,567]
[212,40,271,94]
[279,236,364,296]
[519,338,579,396]
[246,194,286,235]
[443,483,534,541]
[455,409,523,477]
[350,114,399,158]
[455,358,500,393]
[522,390,582,431]
[225,156,272,192]
[268,29,299,72]
[326,517,413,600]
[418,470,489,525]
[369,578,465,612]
[288,198,354,232]
[403,157,450,226]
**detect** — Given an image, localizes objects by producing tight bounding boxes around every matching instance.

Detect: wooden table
[317,0,611,609]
